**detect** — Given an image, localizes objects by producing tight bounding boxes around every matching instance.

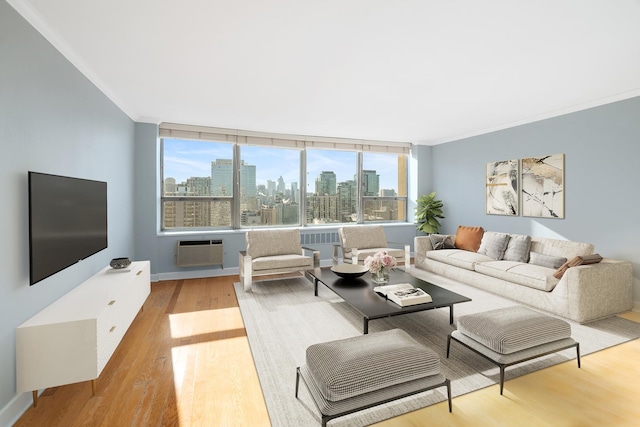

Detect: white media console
[16,261,151,407]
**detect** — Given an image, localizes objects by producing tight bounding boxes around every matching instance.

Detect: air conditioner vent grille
[176,240,223,267]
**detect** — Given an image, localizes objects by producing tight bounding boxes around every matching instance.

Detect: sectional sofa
[414,227,633,323]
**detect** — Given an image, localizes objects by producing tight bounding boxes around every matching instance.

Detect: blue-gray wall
[431,97,640,304]
[0,2,135,422]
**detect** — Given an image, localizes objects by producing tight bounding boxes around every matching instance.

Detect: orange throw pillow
[455,226,484,252]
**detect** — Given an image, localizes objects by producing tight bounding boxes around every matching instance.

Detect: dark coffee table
[307,267,471,334]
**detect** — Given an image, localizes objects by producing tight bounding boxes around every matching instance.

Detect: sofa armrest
[302,246,321,268]
[556,259,633,323]
[238,251,253,291]
[414,236,434,270]
[332,244,341,265]
[387,241,411,270]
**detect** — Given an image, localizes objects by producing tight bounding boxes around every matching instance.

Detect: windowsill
[157,222,415,237]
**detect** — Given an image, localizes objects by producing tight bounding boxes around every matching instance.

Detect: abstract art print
[486,159,519,215]
[521,153,564,218]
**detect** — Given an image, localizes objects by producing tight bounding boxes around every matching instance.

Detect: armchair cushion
[352,248,406,263]
[246,228,302,258]
[252,254,314,272]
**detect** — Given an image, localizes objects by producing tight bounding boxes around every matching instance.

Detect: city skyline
[163,139,398,192]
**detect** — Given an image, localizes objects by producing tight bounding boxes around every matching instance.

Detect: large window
[239,145,301,226]
[160,124,410,230]
[362,152,407,222]
[306,149,357,224]
[162,138,233,229]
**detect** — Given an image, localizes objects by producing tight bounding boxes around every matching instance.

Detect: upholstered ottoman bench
[447,306,580,395]
[295,329,451,426]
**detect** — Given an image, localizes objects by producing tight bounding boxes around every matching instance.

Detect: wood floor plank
[13,275,639,427]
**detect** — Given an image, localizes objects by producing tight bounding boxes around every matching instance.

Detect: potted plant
[415,192,445,234]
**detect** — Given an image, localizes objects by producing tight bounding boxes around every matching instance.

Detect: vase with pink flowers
[364,250,398,283]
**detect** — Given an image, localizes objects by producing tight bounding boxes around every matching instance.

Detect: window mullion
[356,152,363,223]
[232,144,241,229]
[300,149,307,227]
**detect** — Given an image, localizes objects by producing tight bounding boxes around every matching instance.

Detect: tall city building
[315,171,337,195]
[241,161,257,199]
[211,159,256,198]
[211,159,233,196]
[362,170,380,196]
[186,176,211,196]
[290,182,298,203]
[337,180,357,222]
[164,177,176,194]
[277,176,285,193]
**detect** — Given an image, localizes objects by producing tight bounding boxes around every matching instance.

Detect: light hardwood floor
[14,276,640,426]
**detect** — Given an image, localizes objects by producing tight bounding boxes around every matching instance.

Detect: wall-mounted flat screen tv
[28,172,108,285]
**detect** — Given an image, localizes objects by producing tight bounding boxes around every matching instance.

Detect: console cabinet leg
[92,379,97,396]
[32,390,37,407]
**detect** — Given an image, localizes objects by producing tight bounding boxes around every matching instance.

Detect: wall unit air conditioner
[176,240,223,267]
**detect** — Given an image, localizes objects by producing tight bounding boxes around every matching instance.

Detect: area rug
[234,271,640,427]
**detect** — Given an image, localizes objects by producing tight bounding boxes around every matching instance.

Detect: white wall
[0,3,135,423]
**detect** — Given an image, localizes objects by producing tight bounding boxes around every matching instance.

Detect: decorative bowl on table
[330,264,369,279]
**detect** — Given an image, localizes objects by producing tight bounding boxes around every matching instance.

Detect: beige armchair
[239,228,320,291]
[333,225,410,269]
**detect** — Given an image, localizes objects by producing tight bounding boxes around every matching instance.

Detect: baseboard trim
[0,390,38,427]
[152,259,335,282]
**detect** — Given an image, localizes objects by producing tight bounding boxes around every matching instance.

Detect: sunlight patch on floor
[168,307,245,338]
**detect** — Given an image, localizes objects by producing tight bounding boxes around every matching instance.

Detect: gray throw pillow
[429,234,454,250]
[477,231,510,260]
[529,251,567,269]
[503,234,532,263]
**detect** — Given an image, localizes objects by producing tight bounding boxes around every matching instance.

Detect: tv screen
[28,172,108,285]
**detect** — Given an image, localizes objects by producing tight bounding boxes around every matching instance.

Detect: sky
[162,139,398,192]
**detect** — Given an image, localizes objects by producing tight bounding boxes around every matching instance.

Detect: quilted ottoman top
[457,306,571,354]
[305,329,440,402]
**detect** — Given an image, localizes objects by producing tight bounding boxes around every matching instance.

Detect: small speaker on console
[110,257,131,269]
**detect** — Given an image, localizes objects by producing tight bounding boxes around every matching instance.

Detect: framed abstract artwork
[521,153,564,218]
[486,159,519,215]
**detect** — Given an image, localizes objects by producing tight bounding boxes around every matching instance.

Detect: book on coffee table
[373,283,432,307]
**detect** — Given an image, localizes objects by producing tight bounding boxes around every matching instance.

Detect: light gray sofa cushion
[503,234,532,263]
[305,329,440,402]
[457,306,572,354]
[529,251,567,269]
[474,261,560,291]
[426,249,494,271]
[477,231,510,260]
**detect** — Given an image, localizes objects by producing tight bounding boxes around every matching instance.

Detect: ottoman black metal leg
[295,367,300,398]
[446,378,452,412]
[446,333,452,358]
[576,343,581,368]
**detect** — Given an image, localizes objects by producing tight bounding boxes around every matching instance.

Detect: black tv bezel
[28,171,108,286]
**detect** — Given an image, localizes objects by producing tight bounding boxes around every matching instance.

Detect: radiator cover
[176,240,223,267]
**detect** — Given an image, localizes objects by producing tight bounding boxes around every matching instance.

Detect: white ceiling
[9,0,640,145]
